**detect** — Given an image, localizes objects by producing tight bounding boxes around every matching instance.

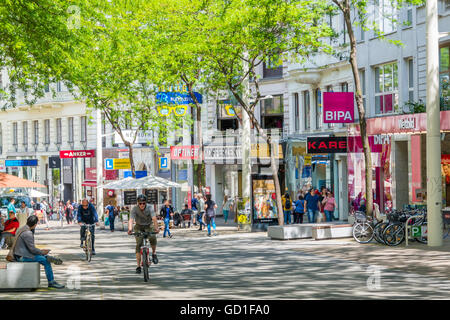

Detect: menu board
[145,189,158,204]
[124,191,137,205]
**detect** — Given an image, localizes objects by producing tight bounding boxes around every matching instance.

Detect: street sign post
[105,158,131,170]
[159,157,168,169]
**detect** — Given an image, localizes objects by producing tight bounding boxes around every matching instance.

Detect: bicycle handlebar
[130,231,159,237]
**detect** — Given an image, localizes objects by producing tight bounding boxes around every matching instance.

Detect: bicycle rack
[405,214,425,247]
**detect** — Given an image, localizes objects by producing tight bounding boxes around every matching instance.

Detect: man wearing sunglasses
[78,199,99,255]
[128,194,160,274]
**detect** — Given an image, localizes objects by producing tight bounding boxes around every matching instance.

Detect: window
[80,116,87,142]
[262,95,283,130]
[44,83,50,93]
[294,93,299,131]
[44,119,50,145]
[341,82,349,92]
[22,122,28,148]
[12,123,18,147]
[315,89,322,129]
[406,7,413,27]
[407,59,414,102]
[375,62,398,114]
[56,118,62,145]
[440,46,450,110]
[57,81,62,92]
[263,57,283,78]
[68,117,74,143]
[303,91,310,130]
[217,100,239,131]
[374,0,397,34]
[33,120,39,146]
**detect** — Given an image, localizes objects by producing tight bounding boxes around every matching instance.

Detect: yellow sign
[251,144,283,159]
[113,158,131,170]
[304,155,312,166]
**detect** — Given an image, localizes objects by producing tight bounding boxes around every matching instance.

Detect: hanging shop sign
[5,159,38,167]
[323,92,355,124]
[49,156,61,169]
[170,146,200,160]
[307,137,347,154]
[59,149,95,158]
[124,170,148,179]
[156,92,203,105]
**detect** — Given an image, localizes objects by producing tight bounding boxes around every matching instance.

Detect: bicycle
[383,210,426,246]
[352,211,375,243]
[81,223,96,262]
[131,231,159,282]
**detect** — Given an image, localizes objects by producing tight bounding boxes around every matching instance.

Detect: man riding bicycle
[78,199,99,255]
[128,194,160,274]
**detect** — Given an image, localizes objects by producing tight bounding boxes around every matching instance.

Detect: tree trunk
[342,0,373,217]
[126,142,136,178]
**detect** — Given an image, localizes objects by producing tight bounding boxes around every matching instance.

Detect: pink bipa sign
[323,92,355,123]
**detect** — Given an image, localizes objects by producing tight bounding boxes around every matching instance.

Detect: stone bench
[312,224,353,240]
[0,262,40,291]
[268,223,334,240]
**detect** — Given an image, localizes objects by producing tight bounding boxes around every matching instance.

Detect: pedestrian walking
[160,200,174,238]
[322,191,337,222]
[222,195,233,224]
[293,195,306,224]
[197,194,206,231]
[106,202,116,232]
[282,192,292,225]
[305,189,320,223]
[191,193,199,226]
[65,200,73,224]
[204,194,218,236]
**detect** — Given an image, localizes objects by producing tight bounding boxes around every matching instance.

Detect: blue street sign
[105,158,114,170]
[156,92,203,105]
[124,171,148,179]
[5,159,38,167]
[160,157,168,169]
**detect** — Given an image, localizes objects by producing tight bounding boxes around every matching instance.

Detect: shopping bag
[105,216,110,226]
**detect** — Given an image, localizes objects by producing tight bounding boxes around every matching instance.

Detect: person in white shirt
[17,201,32,229]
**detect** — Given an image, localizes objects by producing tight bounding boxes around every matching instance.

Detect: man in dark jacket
[13,215,64,289]
[77,199,99,255]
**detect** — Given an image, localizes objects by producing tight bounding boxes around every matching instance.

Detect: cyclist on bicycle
[127,194,160,274]
[78,198,99,255]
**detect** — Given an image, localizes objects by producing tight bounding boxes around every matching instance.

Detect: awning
[82,180,97,187]
[0,173,46,188]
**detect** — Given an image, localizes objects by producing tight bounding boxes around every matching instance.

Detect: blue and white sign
[5,159,38,167]
[156,92,203,105]
[124,171,148,179]
[105,158,114,170]
[159,157,168,169]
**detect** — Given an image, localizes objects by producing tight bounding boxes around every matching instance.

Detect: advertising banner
[170,145,200,160]
[442,155,450,184]
[156,92,203,105]
[307,137,347,154]
[323,92,355,123]
[60,150,95,158]
[252,178,278,221]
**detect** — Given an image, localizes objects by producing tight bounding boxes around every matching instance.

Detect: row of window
[11,117,87,149]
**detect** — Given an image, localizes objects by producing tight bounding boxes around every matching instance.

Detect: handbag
[105,216,110,226]
[6,226,27,262]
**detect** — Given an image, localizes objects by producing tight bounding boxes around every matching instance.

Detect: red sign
[323,92,355,123]
[170,145,200,160]
[307,137,347,154]
[85,168,97,180]
[60,149,95,158]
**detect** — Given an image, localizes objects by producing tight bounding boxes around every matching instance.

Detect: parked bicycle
[131,231,159,282]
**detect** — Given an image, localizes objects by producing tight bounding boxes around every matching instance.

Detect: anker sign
[307,137,347,154]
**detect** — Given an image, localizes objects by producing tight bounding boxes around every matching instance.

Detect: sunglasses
[157,105,187,117]
[138,202,146,206]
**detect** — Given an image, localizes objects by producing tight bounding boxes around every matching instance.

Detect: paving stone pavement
[0,219,450,299]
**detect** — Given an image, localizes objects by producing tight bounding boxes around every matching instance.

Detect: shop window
[263,57,283,78]
[262,95,283,130]
[315,89,322,129]
[303,91,310,130]
[440,46,450,110]
[217,100,239,131]
[375,62,398,114]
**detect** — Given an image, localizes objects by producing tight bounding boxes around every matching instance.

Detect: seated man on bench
[0,211,19,249]
[12,215,65,289]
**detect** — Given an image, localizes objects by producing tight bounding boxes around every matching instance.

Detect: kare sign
[323,92,355,124]
[307,137,347,154]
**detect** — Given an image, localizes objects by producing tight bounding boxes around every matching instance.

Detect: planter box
[312,224,353,240]
[0,262,40,290]
[268,223,334,240]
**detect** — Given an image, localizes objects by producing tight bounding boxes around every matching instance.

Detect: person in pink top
[322,191,337,222]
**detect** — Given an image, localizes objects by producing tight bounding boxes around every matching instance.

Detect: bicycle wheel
[383,223,405,246]
[352,222,374,243]
[86,233,92,262]
[373,221,388,244]
[142,249,149,282]
[414,222,428,244]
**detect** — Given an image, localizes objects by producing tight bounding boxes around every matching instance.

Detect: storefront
[347,111,450,212]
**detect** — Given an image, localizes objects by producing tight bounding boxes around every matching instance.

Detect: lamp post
[426,0,442,246]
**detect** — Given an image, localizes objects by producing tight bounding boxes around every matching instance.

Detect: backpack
[285,198,291,210]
